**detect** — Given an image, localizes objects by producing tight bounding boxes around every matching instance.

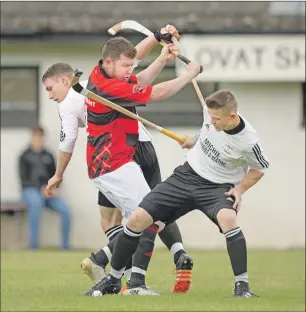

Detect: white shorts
[92,161,151,219]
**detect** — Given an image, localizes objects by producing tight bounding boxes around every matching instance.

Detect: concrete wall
[1,46,305,249]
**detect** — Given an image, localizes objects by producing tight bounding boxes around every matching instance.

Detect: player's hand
[185,62,202,78]
[160,24,181,41]
[180,135,196,149]
[160,43,179,61]
[46,174,63,197]
[224,187,242,210]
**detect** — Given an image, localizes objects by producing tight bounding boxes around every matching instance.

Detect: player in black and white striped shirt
[85,89,269,298]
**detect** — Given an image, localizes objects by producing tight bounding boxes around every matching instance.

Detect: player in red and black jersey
[85,36,200,180]
[86,58,153,178]
[83,33,202,295]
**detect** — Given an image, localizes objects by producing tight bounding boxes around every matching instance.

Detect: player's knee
[216,208,237,233]
[127,207,153,232]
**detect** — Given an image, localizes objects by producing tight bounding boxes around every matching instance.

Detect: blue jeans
[22,187,71,249]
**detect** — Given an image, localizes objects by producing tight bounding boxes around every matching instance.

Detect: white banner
[175,35,305,82]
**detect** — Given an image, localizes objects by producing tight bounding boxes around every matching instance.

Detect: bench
[1,201,28,250]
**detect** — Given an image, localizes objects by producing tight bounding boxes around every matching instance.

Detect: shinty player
[42,25,200,295]
[80,27,201,295]
[85,90,270,298]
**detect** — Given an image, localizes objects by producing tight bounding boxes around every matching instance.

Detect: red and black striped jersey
[85,60,152,179]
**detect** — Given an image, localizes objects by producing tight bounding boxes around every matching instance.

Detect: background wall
[1,46,305,249]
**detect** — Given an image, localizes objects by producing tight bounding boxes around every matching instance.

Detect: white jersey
[58,80,152,153]
[58,80,87,153]
[186,106,269,185]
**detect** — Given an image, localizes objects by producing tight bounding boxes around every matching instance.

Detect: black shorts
[98,140,161,207]
[140,161,236,231]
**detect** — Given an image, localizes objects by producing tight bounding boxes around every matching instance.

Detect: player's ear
[104,57,112,65]
[62,75,70,86]
[230,112,237,119]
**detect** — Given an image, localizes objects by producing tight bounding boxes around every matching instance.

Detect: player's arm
[98,58,200,108]
[136,52,169,85]
[134,24,180,61]
[225,139,270,209]
[134,36,158,62]
[235,169,265,195]
[149,60,201,102]
[237,141,269,194]
[225,139,269,209]
[55,150,72,178]
[137,42,181,86]
[55,109,79,177]
[181,131,201,149]
[46,106,79,195]
[136,26,181,85]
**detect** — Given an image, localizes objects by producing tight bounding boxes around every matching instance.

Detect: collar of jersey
[98,59,112,79]
[223,115,245,135]
[98,59,135,84]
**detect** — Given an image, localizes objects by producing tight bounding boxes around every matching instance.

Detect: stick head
[70,69,83,86]
[108,20,153,37]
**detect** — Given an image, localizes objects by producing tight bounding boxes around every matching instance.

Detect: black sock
[129,224,159,287]
[110,226,142,277]
[158,222,185,264]
[225,227,248,283]
[105,224,124,241]
[91,225,123,267]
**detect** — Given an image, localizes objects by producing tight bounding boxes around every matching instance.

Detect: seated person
[18,126,71,249]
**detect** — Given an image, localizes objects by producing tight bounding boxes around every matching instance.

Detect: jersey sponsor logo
[200,138,227,167]
[85,97,95,107]
[132,85,147,94]
[205,124,210,130]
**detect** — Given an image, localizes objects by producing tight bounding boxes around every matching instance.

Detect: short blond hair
[42,63,73,82]
[205,90,238,112]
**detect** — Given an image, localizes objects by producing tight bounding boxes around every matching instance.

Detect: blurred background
[1,1,305,251]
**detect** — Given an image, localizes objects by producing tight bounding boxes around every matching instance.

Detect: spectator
[18,126,71,249]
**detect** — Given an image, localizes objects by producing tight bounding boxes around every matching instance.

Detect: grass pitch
[1,249,305,311]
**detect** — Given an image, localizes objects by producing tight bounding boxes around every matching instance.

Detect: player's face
[44,76,70,103]
[208,108,235,131]
[109,54,135,81]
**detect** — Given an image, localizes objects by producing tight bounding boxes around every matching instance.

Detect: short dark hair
[205,90,238,112]
[31,126,45,136]
[41,63,73,83]
[101,37,137,61]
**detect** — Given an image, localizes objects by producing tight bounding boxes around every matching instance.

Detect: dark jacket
[18,147,56,189]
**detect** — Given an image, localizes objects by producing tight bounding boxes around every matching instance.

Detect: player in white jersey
[43,25,193,295]
[87,90,270,298]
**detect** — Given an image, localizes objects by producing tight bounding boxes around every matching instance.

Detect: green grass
[1,249,305,311]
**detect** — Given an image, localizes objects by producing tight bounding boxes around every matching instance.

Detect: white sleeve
[203,105,210,124]
[58,104,79,153]
[244,140,270,173]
